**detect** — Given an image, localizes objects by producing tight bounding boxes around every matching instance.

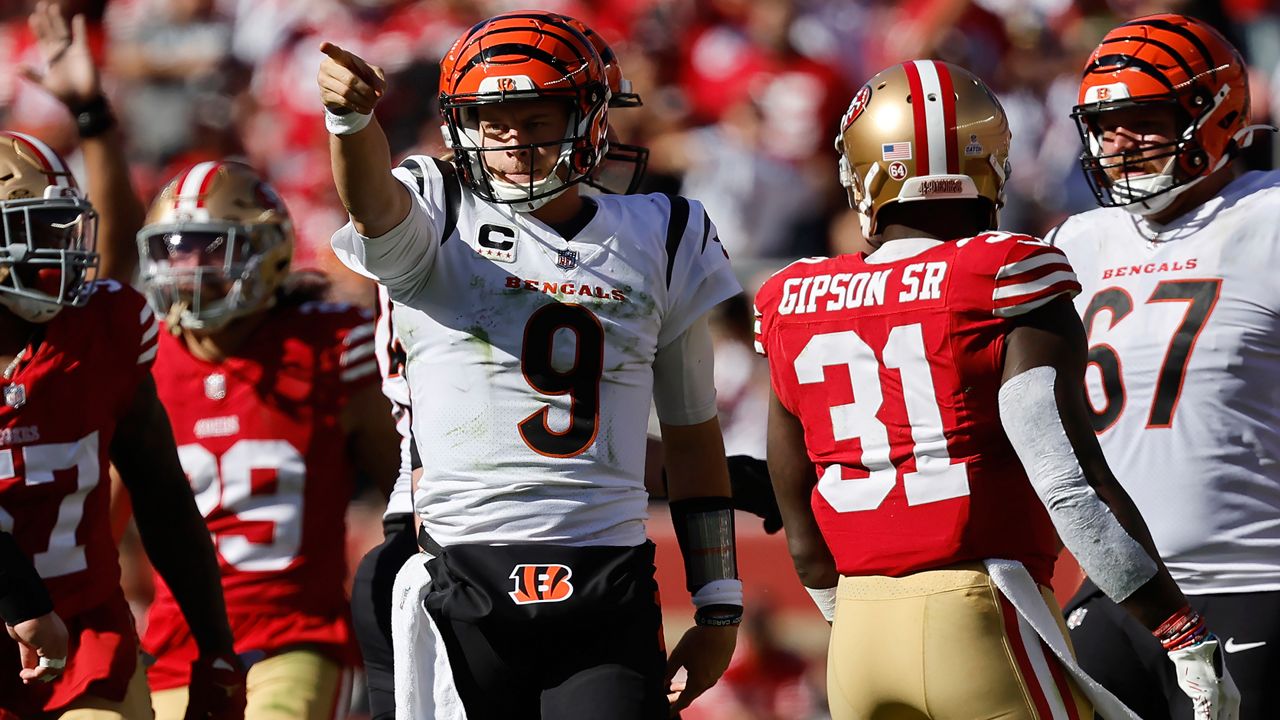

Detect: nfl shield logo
[556,249,579,270]
[204,373,227,400]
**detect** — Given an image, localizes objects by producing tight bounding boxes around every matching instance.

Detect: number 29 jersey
[332,157,740,548]
[143,301,377,689]
[754,234,1080,585]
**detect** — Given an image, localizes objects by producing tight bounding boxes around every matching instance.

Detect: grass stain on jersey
[444,413,486,449]
[461,324,497,371]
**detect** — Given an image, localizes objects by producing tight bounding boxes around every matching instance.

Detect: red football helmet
[438,11,610,211]
[1072,14,1269,214]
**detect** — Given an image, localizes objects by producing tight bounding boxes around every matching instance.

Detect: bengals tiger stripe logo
[508,564,574,605]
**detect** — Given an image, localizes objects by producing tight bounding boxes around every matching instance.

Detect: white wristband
[691,578,743,609]
[805,586,837,622]
[325,107,372,136]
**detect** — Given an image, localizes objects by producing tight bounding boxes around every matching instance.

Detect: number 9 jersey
[331,156,741,548]
[142,301,378,692]
[754,233,1080,585]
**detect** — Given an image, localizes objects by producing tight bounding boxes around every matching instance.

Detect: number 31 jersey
[332,157,740,548]
[143,301,377,690]
[755,234,1080,585]
[1047,170,1280,594]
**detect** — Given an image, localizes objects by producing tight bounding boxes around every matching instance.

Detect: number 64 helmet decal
[835,60,1012,238]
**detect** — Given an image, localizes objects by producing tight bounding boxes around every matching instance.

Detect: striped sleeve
[137,303,159,368]
[991,243,1081,318]
[339,320,379,386]
[752,302,766,356]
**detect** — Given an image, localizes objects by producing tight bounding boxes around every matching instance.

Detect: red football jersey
[0,280,157,713]
[144,300,378,690]
[755,233,1081,585]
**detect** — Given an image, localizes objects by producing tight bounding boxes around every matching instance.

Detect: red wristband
[1154,605,1208,651]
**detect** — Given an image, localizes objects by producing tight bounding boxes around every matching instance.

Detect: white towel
[985,559,1142,720]
[391,551,468,720]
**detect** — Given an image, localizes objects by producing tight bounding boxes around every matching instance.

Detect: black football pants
[350,513,418,720]
[423,539,670,720]
[1065,579,1280,719]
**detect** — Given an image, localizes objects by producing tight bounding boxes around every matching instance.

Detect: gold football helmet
[138,161,293,332]
[0,131,98,323]
[835,60,1011,237]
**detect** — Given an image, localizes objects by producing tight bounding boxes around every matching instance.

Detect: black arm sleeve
[0,530,54,625]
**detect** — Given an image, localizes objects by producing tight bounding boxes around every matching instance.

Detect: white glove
[1167,635,1241,720]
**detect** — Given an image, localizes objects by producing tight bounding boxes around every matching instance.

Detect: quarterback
[345,16,653,720]
[1048,14,1279,719]
[323,11,742,719]
[757,59,1238,719]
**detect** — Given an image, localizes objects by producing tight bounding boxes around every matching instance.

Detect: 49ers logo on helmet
[509,564,574,604]
[840,85,872,132]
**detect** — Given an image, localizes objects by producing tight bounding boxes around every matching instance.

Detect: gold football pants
[827,563,1092,720]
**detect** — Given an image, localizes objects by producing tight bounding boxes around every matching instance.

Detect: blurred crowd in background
[2,1,1276,717]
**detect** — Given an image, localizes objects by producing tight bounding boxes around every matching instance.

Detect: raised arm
[317,42,409,238]
[25,1,145,282]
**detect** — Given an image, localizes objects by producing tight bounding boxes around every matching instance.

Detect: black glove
[726,455,782,534]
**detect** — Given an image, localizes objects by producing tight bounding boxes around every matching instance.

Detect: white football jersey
[333,157,741,547]
[1048,170,1280,594]
[374,284,415,518]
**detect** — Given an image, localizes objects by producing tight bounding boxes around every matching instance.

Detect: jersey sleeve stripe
[141,317,159,344]
[992,269,1078,301]
[992,279,1082,317]
[137,344,159,364]
[343,323,376,346]
[664,195,691,288]
[340,360,379,383]
[699,210,712,254]
[429,157,463,243]
[996,252,1070,279]
[341,342,377,367]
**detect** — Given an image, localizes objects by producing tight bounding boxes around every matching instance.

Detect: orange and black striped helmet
[438,11,610,211]
[557,14,649,195]
[1072,14,1261,212]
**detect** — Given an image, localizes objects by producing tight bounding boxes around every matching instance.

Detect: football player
[22,5,401,717]
[757,60,1239,719]
[116,160,400,720]
[346,18,657,720]
[1046,14,1279,719]
[321,11,742,718]
[0,131,245,719]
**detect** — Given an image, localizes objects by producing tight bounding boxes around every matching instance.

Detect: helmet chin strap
[1112,154,1200,217]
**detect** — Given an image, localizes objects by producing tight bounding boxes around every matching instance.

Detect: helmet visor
[140,223,284,329]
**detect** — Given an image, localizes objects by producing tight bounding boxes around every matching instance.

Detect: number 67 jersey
[754,234,1080,585]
